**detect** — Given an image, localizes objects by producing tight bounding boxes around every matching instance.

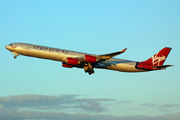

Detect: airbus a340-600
[5,43,172,75]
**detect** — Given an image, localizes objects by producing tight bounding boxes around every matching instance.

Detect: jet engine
[84,55,98,63]
[66,58,79,65]
[62,63,73,68]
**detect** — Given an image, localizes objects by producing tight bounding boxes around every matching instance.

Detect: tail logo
[151,52,166,65]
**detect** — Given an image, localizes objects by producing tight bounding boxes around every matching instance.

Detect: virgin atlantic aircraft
[5,43,172,75]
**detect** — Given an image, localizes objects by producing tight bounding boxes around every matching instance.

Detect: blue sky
[0,0,180,120]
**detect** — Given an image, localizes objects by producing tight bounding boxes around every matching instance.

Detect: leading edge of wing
[97,48,127,60]
[70,48,127,63]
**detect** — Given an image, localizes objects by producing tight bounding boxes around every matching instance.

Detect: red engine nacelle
[62,63,73,68]
[66,58,79,65]
[84,55,98,63]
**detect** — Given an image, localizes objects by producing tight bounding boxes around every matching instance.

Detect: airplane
[5,43,172,75]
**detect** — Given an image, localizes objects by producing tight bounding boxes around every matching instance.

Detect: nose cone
[5,45,11,50]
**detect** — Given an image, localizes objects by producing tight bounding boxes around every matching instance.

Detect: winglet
[121,48,127,53]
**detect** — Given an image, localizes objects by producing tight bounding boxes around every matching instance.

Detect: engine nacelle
[66,58,79,65]
[62,63,73,68]
[84,55,98,63]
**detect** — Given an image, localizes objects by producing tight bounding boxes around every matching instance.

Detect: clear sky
[0,0,180,120]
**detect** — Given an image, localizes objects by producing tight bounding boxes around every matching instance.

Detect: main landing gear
[84,62,95,75]
[85,68,95,75]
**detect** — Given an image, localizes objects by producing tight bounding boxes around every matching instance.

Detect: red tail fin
[136,47,172,70]
[142,47,172,66]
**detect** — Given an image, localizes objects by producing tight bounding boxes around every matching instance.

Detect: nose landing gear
[14,56,17,59]
[12,52,19,59]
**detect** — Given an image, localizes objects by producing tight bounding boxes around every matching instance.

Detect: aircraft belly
[106,63,145,72]
[97,61,146,72]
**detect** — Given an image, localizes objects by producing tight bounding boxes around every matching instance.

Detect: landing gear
[85,68,95,75]
[14,56,17,59]
[84,63,95,75]
[88,69,95,75]
[12,52,19,59]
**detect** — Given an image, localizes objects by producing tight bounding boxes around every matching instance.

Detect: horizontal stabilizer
[153,65,173,69]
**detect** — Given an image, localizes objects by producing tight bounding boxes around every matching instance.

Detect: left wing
[97,48,127,61]
[63,48,127,75]
[77,48,127,63]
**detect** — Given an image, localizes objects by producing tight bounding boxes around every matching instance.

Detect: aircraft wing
[97,48,127,60]
[77,48,127,63]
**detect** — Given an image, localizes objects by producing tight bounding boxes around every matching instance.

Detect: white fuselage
[5,43,146,72]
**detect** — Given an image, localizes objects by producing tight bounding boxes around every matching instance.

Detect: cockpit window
[9,44,13,46]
